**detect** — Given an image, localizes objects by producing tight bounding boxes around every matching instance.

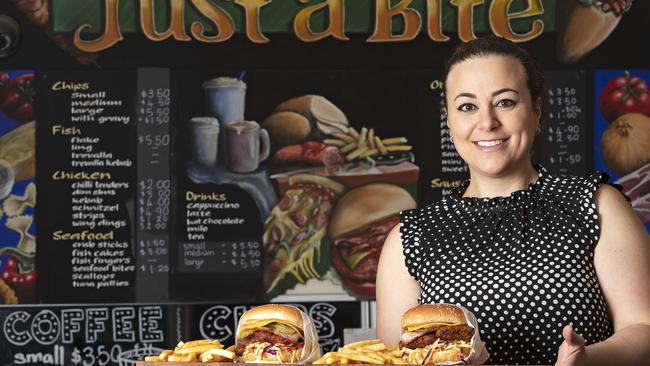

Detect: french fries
[144,339,236,363]
[313,339,407,365]
[323,126,411,161]
[147,338,407,364]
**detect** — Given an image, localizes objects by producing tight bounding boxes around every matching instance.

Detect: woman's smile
[473,137,510,151]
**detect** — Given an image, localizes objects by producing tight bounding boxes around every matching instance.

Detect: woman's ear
[535,96,543,121]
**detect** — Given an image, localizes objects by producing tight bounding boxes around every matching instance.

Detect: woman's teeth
[476,139,504,147]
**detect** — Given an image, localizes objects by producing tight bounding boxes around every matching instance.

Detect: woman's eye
[496,99,516,108]
[457,103,477,112]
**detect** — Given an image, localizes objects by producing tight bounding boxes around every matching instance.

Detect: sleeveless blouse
[399,166,615,365]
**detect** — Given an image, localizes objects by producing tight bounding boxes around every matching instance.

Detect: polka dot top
[399,166,615,365]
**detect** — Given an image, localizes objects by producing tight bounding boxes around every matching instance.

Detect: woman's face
[445,54,540,177]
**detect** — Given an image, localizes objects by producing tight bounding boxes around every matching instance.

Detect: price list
[535,71,588,175]
[136,68,171,301]
[438,97,467,175]
[435,84,467,199]
[35,70,137,302]
[179,241,262,273]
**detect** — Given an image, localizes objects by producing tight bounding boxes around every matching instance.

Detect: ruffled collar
[450,165,548,209]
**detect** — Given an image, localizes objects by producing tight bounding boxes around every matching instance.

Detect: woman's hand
[555,325,587,366]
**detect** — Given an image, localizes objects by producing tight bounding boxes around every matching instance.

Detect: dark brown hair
[443,35,545,118]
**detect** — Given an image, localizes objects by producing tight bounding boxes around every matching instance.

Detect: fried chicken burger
[400,304,475,364]
[235,304,306,363]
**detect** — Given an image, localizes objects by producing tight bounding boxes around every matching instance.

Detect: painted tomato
[0,71,8,91]
[599,71,650,123]
[0,73,34,122]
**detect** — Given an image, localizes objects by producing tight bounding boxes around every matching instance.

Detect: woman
[376,36,650,365]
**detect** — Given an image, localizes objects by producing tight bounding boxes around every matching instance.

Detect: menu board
[135,69,172,302]
[533,71,588,175]
[21,66,592,305]
[36,70,137,302]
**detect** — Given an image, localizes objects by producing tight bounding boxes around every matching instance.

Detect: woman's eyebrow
[453,92,476,101]
[453,88,519,101]
[492,88,519,97]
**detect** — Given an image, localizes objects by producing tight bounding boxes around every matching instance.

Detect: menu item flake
[36,70,136,302]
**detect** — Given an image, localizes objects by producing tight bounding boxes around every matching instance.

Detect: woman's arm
[581,184,650,365]
[376,224,421,345]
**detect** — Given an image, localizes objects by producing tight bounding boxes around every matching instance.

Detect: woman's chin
[469,159,519,177]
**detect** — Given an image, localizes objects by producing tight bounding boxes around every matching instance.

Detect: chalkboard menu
[0,301,362,366]
[36,71,138,303]
[135,69,172,302]
[533,71,588,175]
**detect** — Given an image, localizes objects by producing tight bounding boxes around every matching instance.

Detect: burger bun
[401,304,467,330]
[238,304,304,337]
[328,183,416,239]
[262,111,311,148]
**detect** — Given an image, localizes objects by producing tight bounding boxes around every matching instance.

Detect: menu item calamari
[144,339,235,362]
[400,304,475,364]
[314,339,407,365]
[263,174,345,292]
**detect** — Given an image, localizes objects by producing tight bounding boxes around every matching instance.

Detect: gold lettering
[430,80,444,90]
[52,171,112,180]
[52,81,90,91]
[186,191,227,201]
[140,0,191,41]
[489,0,544,42]
[294,0,348,42]
[190,0,236,42]
[368,0,421,42]
[52,125,81,136]
[234,0,271,43]
[426,0,449,41]
[73,0,123,52]
[430,178,462,188]
[450,0,483,42]
[53,230,114,241]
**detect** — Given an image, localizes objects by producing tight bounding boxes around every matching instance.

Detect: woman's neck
[463,164,539,198]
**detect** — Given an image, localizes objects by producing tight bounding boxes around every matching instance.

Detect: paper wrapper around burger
[455,305,489,365]
[406,304,489,366]
[235,305,322,363]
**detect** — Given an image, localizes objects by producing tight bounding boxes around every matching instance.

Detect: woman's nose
[477,106,500,131]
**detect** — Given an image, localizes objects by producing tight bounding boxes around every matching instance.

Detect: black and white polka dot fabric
[399,166,615,365]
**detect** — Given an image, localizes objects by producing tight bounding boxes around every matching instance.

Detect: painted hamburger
[327,183,416,298]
